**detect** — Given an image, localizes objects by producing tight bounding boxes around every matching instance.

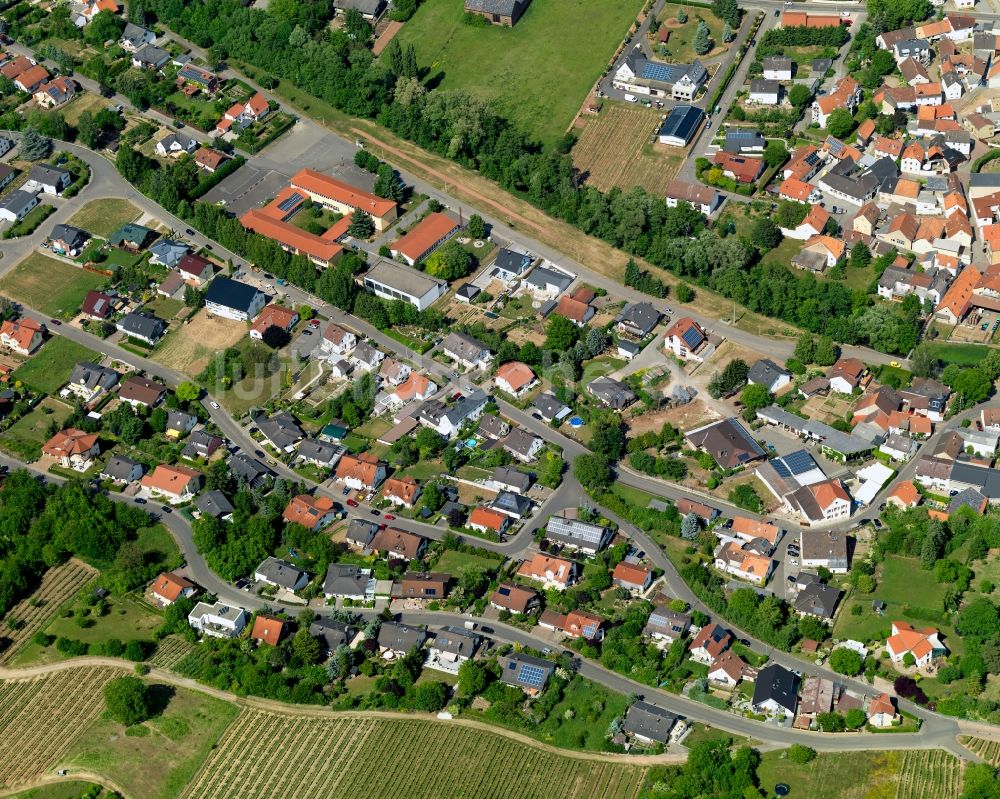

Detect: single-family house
[283,494,338,531]
[140,463,202,503]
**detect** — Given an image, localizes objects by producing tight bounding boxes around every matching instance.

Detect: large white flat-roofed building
[290,168,397,231]
[363,259,447,311]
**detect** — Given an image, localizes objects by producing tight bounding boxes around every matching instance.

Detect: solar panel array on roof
[640,61,685,83]
[681,325,703,349]
[497,585,511,596]
[771,459,793,479]
[783,449,818,475]
[277,191,304,213]
[519,664,547,688]
[658,105,703,143]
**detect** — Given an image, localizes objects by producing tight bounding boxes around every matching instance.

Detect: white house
[0,190,39,223]
[204,277,266,322]
[749,79,780,106]
[763,57,793,81]
[187,601,248,639]
[321,323,358,356]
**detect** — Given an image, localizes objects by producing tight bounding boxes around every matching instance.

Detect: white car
[210,401,220,410]
[841,11,851,17]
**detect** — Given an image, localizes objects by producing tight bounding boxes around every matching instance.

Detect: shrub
[104,676,152,726]
[788,744,815,763]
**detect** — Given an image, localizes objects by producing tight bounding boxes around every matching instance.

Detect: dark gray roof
[794,582,843,619]
[949,487,987,514]
[121,22,153,48]
[752,663,799,713]
[531,392,569,420]
[763,56,792,70]
[117,312,166,341]
[441,331,490,362]
[255,556,307,590]
[432,626,480,657]
[134,44,169,66]
[491,490,532,516]
[377,621,426,653]
[204,277,264,314]
[0,190,37,213]
[68,362,118,393]
[148,238,188,267]
[464,0,519,15]
[623,701,679,742]
[27,163,70,185]
[228,451,272,485]
[587,376,636,409]
[296,438,340,463]
[323,564,371,597]
[182,430,223,460]
[51,224,88,247]
[255,411,303,450]
[195,490,234,517]
[748,358,791,387]
[499,652,555,690]
[166,410,196,432]
[309,618,356,652]
[812,58,833,74]
[525,265,573,293]
[658,105,704,144]
[346,519,379,546]
[616,302,661,335]
[686,418,766,468]
[101,455,142,481]
[493,466,533,493]
[750,79,780,95]
[493,248,532,276]
[724,129,766,153]
[502,427,541,458]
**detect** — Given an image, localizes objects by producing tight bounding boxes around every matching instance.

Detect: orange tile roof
[393,372,432,402]
[779,177,812,202]
[664,315,706,344]
[282,494,335,528]
[258,186,305,221]
[888,481,920,507]
[0,56,34,80]
[151,572,194,603]
[730,516,781,544]
[936,266,980,319]
[140,463,200,495]
[391,212,459,263]
[518,553,574,585]
[469,506,508,531]
[565,610,604,639]
[194,147,227,171]
[335,453,384,488]
[810,479,850,509]
[887,621,940,660]
[383,476,420,504]
[246,91,269,117]
[712,151,764,183]
[554,295,591,323]
[612,561,651,586]
[873,136,903,157]
[15,65,49,89]
[495,361,536,393]
[241,208,343,264]
[689,623,732,658]
[782,11,841,27]
[291,168,396,219]
[42,428,98,458]
[250,614,286,647]
[856,118,876,141]
[371,527,424,559]
[869,692,896,718]
[251,304,298,336]
[0,318,43,351]
[800,204,830,233]
[914,82,942,98]
[805,234,845,261]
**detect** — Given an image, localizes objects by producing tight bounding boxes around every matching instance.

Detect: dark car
[873,519,883,530]
[160,505,173,514]
[185,228,195,235]
[254,449,265,458]
[739,639,751,647]
[49,319,62,326]
[369,508,381,516]
[135,498,147,504]
[263,273,274,280]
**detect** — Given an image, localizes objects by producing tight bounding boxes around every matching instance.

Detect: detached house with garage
[494,361,537,398]
[688,623,732,665]
[0,318,44,355]
[42,428,100,470]
[663,316,716,362]
[140,463,202,503]
[517,553,576,590]
[886,622,947,667]
[150,572,197,607]
[254,557,309,593]
[282,494,337,531]
[334,453,386,492]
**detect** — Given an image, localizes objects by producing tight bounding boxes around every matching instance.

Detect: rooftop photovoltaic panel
[519,664,547,687]
[771,460,792,479]
[640,61,684,83]
[277,191,304,213]
[783,449,817,475]
[681,326,703,349]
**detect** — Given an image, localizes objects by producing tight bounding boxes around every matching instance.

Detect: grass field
[181,709,646,799]
[572,106,684,194]
[144,297,185,320]
[923,342,990,366]
[0,396,73,461]
[652,5,727,64]
[66,684,238,799]
[756,749,901,799]
[396,0,643,147]
[0,254,108,319]
[154,310,248,378]
[5,782,107,799]
[433,550,503,574]
[12,336,102,394]
[66,199,142,239]
[0,665,123,789]
[833,555,952,646]
[60,91,112,127]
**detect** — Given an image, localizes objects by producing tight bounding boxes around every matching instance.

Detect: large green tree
[104,676,152,726]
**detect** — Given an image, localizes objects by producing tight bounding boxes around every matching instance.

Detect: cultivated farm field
[894,750,963,799]
[960,736,1000,765]
[0,665,123,788]
[572,106,684,194]
[0,559,97,664]
[181,710,647,799]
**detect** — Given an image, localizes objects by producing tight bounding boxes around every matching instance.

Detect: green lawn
[833,555,953,646]
[761,236,803,270]
[756,749,901,799]
[0,253,108,319]
[67,198,142,239]
[653,4,727,65]
[434,549,503,574]
[396,0,643,147]
[5,783,108,799]
[0,396,73,461]
[12,336,102,394]
[398,458,448,481]
[923,342,990,366]
[145,296,185,320]
[65,683,238,799]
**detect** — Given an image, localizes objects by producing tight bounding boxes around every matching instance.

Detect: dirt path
[0,658,687,766]
[0,771,133,799]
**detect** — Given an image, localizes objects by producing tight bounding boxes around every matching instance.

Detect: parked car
[347,498,359,507]
[160,505,172,514]
[49,319,61,326]
[135,498,147,504]
[384,513,396,520]
[210,401,220,410]
[254,449,265,458]
[369,508,381,516]
[309,319,320,329]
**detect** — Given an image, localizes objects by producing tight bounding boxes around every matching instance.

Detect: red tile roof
[250,614,287,646]
[251,304,298,336]
[42,428,98,459]
[241,208,343,264]
[391,212,459,263]
[291,168,396,219]
[282,494,335,528]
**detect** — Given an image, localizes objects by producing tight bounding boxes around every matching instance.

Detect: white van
[624,93,637,103]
